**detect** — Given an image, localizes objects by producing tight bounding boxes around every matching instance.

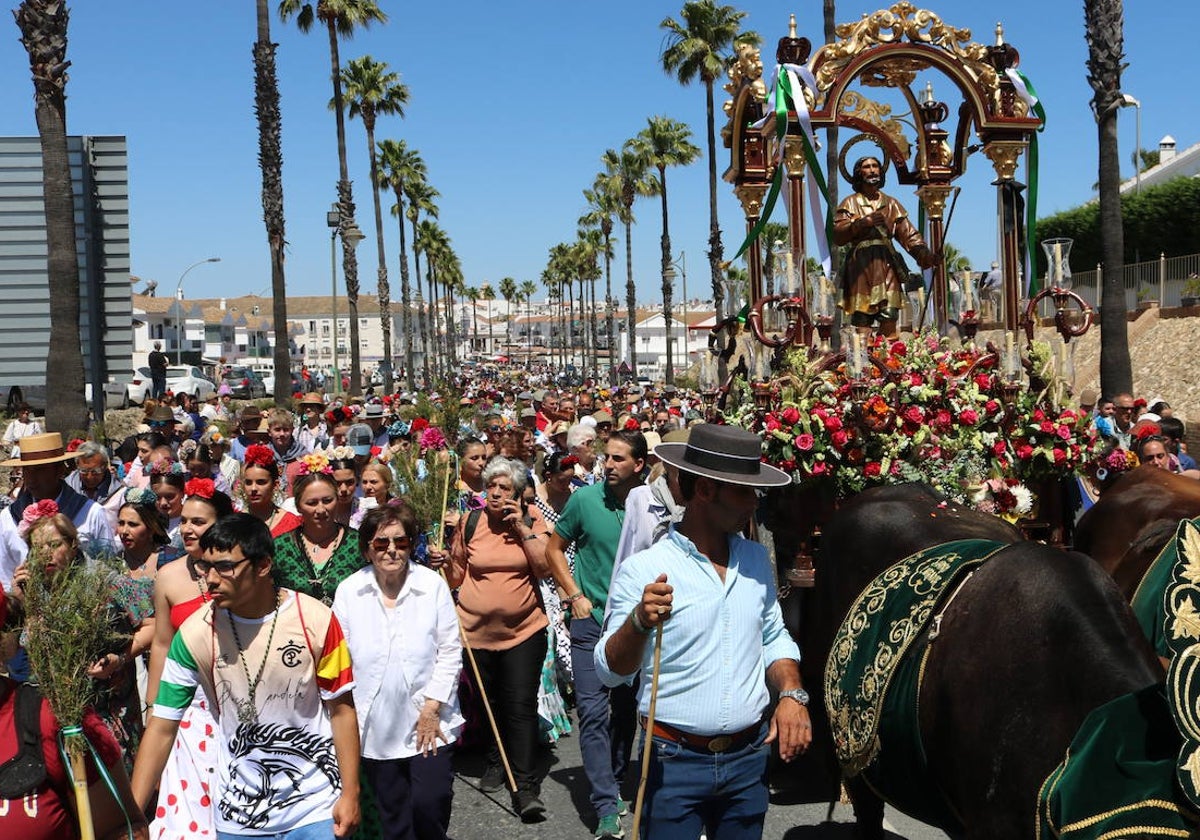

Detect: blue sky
[0,2,1186,306]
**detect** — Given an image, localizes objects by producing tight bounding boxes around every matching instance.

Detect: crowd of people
[1079,390,1198,487]
[0,375,810,840]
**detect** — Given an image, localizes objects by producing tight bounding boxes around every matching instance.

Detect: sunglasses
[188,556,251,578]
[371,535,412,552]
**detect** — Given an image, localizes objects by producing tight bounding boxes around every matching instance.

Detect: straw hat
[298,392,326,409]
[2,432,78,467]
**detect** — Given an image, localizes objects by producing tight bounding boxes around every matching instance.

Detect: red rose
[823,414,843,432]
[903,406,924,425]
[1016,444,1034,460]
[831,429,849,449]
[992,440,1007,456]
[1053,448,1067,465]
[781,406,800,425]
[934,409,952,429]
[811,460,827,476]
[795,433,815,451]
[864,461,882,477]
[1032,408,1046,422]
[985,400,1000,415]
[959,408,979,426]
[910,373,924,387]
[765,415,781,433]
[812,407,828,420]
[1058,410,1077,423]
[411,417,429,432]
[890,341,907,357]
[974,374,991,390]
[1040,421,1055,434]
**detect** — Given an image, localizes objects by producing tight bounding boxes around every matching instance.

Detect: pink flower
[903,406,924,425]
[974,374,991,390]
[933,410,952,430]
[420,427,448,451]
[1055,425,1072,441]
[959,408,979,426]
[810,461,828,476]
[795,433,815,451]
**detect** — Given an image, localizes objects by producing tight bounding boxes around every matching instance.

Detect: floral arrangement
[124,487,158,506]
[730,332,1099,511]
[149,458,185,476]
[184,477,215,499]
[297,452,333,476]
[419,426,448,452]
[18,499,60,538]
[326,445,356,463]
[243,443,276,469]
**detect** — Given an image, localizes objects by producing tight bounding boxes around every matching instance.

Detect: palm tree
[581,176,621,383]
[480,283,496,359]
[253,1,292,404]
[417,219,449,377]
[498,277,518,353]
[377,139,425,389]
[1085,0,1132,396]
[519,279,537,358]
[341,55,408,394]
[543,243,572,369]
[660,1,758,331]
[602,144,659,379]
[405,179,439,383]
[15,1,86,432]
[631,116,701,384]
[279,0,387,395]
[574,230,604,376]
[438,248,463,371]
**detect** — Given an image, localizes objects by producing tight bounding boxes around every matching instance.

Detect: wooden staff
[433,453,517,795]
[433,450,457,551]
[66,734,97,840]
[631,624,665,839]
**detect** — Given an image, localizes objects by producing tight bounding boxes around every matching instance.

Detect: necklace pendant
[235,698,258,725]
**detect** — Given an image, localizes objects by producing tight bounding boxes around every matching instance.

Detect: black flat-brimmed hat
[653,423,790,487]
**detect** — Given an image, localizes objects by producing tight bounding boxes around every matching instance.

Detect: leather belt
[641,717,761,754]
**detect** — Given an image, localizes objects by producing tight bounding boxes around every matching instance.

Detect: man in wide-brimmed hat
[0,432,114,587]
[597,423,810,839]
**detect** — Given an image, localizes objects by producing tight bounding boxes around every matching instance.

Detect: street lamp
[175,257,221,363]
[666,251,687,372]
[1120,93,1142,195]
[326,204,365,394]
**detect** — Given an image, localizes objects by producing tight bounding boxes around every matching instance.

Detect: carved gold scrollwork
[983,140,1025,181]
[783,137,808,176]
[815,2,997,94]
[724,42,768,117]
[917,183,954,219]
[838,91,912,161]
[735,183,769,219]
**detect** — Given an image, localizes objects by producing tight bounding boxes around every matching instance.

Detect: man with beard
[546,430,646,839]
[131,514,360,839]
[833,156,938,339]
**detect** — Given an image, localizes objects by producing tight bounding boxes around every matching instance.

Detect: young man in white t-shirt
[131,514,361,838]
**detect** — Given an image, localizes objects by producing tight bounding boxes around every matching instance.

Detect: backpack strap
[0,682,48,798]
[461,507,533,545]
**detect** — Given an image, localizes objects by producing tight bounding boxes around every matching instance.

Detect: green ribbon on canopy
[1007,69,1046,295]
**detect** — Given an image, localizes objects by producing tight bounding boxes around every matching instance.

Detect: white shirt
[0,487,115,588]
[2,419,42,448]
[332,564,463,760]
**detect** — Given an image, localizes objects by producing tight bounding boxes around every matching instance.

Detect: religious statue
[833,156,938,338]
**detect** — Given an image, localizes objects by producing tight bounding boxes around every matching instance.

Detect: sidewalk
[445,713,949,840]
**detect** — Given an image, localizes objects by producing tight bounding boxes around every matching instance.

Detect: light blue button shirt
[595,525,800,736]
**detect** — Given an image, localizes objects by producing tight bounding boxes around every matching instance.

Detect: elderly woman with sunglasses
[333,503,462,840]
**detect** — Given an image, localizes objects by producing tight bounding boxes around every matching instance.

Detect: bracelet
[523,532,540,542]
[629,609,652,636]
[564,592,585,604]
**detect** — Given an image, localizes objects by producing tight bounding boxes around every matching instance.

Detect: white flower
[1010,484,1034,515]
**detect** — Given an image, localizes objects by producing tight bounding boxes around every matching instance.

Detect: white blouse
[332,564,464,759]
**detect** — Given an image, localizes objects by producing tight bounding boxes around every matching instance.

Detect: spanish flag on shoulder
[317,615,355,700]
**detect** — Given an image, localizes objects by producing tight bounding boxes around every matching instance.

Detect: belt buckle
[706,735,732,753]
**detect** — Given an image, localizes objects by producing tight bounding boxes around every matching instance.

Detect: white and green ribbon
[1005,68,1046,295]
[730,64,833,284]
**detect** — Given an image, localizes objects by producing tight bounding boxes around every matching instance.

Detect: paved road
[445,713,950,840]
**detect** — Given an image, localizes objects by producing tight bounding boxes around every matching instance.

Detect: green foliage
[390,448,454,544]
[1038,176,1200,274]
[24,554,129,728]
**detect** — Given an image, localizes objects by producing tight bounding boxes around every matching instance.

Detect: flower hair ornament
[298,452,333,476]
[124,487,158,507]
[559,455,580,470]
[184,477,216,499]
[66,438,86,453]
[149,458,186,476]
[18,499,60,539]
[178,439,199,461]
[202,426,226,446]
[243,443,276,470]
[387,420,411,439]
[325,445,356,463]
[419,427,447,451]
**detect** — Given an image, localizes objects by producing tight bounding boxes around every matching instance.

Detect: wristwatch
[780,688,810,707]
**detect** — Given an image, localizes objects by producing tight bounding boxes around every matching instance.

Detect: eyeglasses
[371,535,412,552]
[1114,405,1134,412]
[188,556,251,578]
[488,426,502,432]
[77,467,108,476]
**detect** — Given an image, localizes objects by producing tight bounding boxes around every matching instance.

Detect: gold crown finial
[789,13,797,38]
[995,22,1005,46]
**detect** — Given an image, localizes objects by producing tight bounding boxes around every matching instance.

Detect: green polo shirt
[554,480,627,624]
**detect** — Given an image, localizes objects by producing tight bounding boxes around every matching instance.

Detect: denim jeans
[216,818,334,839]
[571,615,638,819]
[639,721,771,840]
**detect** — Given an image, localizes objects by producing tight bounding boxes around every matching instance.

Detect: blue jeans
[571,615,637,819]
[640,721,770,840]
[217,819,334,839]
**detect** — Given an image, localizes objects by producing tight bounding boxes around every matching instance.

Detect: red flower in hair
[560,455,580,470]
[1133,423,1162,440]
[370,446,382,457]
[624,418,640,430]
[410,417,429,433]
[185,478,215,499]
[66,438,86,453]
[244,444,275,469]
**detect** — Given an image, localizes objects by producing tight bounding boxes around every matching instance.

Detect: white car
[165,365,216,401]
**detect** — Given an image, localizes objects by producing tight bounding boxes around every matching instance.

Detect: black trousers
[468,631,547,791]
[362,745,454,840]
